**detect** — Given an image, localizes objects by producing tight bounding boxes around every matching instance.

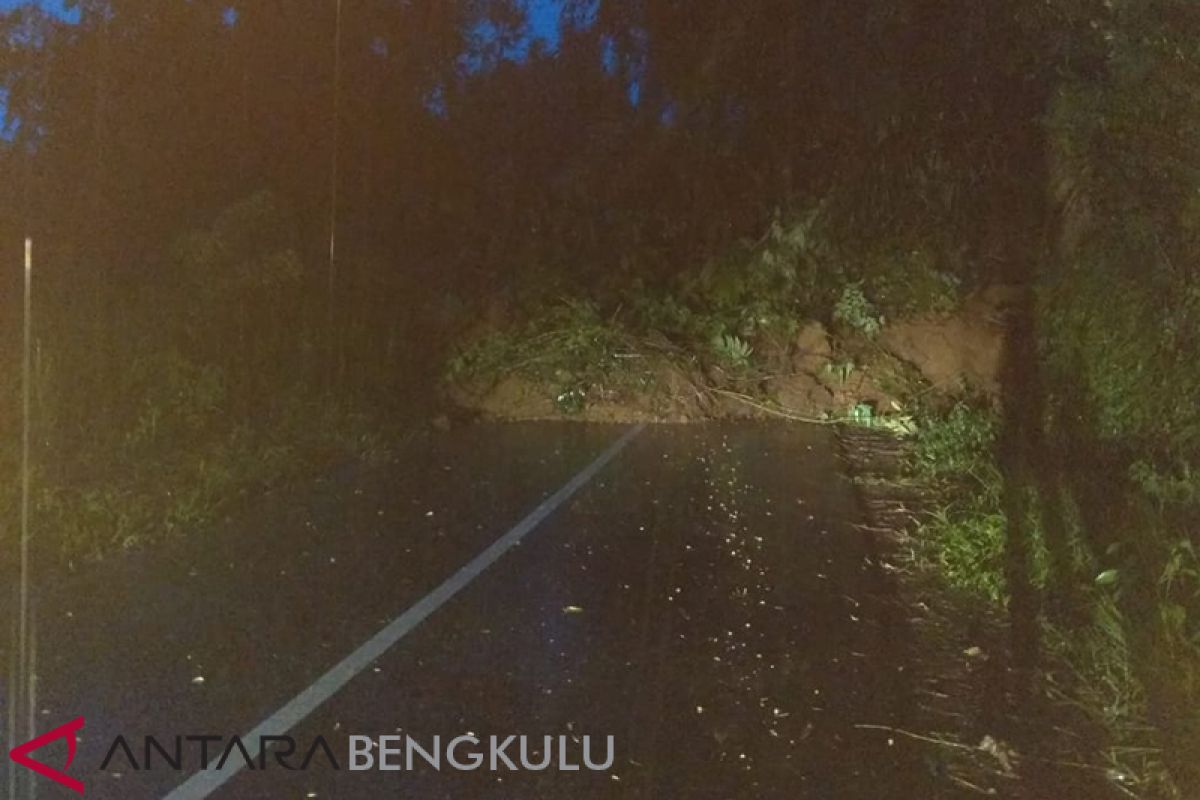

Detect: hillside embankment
[445,286,1017,426]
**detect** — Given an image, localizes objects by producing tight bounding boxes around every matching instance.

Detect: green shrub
[908,404,1008,600]
[8,192,398,565]
[922,501,1009,604]
[709,332,753,370]
[447,298,631,409]
[664,206,841,346]
[863,246,961,317]
[832,282,883,337]
[911,402,1001,489]
[125,350,227,448]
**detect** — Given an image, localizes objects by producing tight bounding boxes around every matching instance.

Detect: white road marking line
[162,423,645,799]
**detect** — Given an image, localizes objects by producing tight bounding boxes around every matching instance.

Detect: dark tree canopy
[1,0,1050,295]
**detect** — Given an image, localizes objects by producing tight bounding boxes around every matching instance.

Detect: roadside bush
[912,403,1002,488]
[0,192,401,566]
[125,350,227,449]
[169,190,317,397]
[447,298,632,409]
[1037,6,1200,784]
[910,403,1011,603]
[709,332,754,371]
[677,209,834,343]
[831,283,883,338]
[863,246,961,318]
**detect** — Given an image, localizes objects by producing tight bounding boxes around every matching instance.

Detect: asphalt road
[5,422,932,799]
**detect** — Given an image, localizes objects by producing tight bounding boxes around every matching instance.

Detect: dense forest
[1,0,1198,796]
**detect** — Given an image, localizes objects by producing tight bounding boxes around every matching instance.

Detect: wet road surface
[7,422,932,799]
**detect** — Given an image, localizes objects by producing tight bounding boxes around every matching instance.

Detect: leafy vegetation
[909,404,1013,605]
[831,283,883,338]
[447,206,968,416]
[446,298,640,409]
[1029,0,1200,791]
[709,332,754,371]
[910,394,1198,795]
[0,194,399,565]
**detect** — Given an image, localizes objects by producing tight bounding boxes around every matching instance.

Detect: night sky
[0,0,564,40]
[0,0,78,21]
[0,0,570,131]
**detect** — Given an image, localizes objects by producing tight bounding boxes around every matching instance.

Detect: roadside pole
[12,237,35,800]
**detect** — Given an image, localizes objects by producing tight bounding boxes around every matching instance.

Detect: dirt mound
[449,356,714,423]
[447,287,1016,423]
[879,287,1015,396]
[460,375,557,419]
[792,320,834,373]
[768,372,835,416]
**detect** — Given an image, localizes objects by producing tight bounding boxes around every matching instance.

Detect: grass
[907,401,1193,798]
[0,193,404,567]
[0,384,395,567]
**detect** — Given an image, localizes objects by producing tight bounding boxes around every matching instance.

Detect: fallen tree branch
[853,723,977,752]
[707,387,842,424]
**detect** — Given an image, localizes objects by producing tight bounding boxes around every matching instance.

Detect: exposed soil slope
[447,287,1015,424]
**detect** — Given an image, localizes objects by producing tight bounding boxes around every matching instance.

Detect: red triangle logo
[8,716,85,795]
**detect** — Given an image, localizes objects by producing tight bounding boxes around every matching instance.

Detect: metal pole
[15,237,33,800]
[6,592,19,800]
[24,609,35,800]
[19,239,32,668]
